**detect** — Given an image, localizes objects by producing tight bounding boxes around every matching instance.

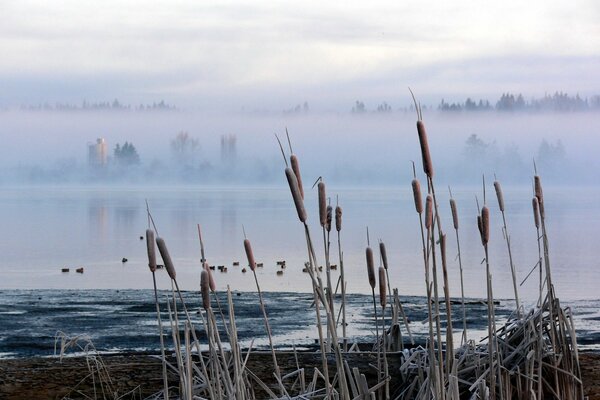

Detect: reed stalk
[412,174,437,397]
[244,237,287,397]
[335,201,348,351]
[449,192,468,345]
[494,179,521,315]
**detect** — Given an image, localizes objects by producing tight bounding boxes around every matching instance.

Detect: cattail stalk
[449,196,467,345]
[379,266,389,400]
[479,203,498,399]
[201,270,211,310]
[146,228,168,400]
[366,245,380,395]
[439,233,454,374]
[413,179,437,397]
[318,180,336,352]
[495,180,521,314]
[425,188,445,391]
[245,238,286,397]
[197,224,229,338]
[335,203,347,351]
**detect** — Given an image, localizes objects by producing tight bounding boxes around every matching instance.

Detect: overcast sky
[1,0,598,110]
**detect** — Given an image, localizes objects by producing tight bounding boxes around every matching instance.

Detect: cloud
[0,0,598,109]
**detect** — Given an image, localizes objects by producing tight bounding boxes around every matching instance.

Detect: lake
[0,184,598,302]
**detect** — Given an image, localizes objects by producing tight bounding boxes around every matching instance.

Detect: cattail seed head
[366,247,376,289]
[449,199,459,230]
[318,181,327,227]
[534,175,543,204]
[203,262,216,292]
[532,197,540,229]
[481,206,490,245]
[335,205,342,232]
[244,239,256,271]
[494,181,505,212]
[326,205,332,232]
[425,195,433,230]
[534,176,545,219]
[379,242,389,270]
[285,167,307,222]
[440,233,447,266]
[417,120,434,178]
[200,270,211,310]
[156,237,176,280]
[477,216,484,244]
[290,155,304,199]
[379,266,387,309]
[146,229,157,272]
[412,179,423,214]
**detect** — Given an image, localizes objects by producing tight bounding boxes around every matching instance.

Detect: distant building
[220,134,237,162]
[88,138,108,168]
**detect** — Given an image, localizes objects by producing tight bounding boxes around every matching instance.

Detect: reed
[156,237,176,280]
[244,236,286,397]
[318,180,327,227]
[379,265,389,399]
[448,192,467,345]
[412,179,423,214]
[285,167,307,223]
[416,120,434,178]
[334,201,347,351]
[425,195,433,230]
[494,178,521,314]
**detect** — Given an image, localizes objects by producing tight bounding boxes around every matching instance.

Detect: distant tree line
[19,99,176,112]
[439,92,598,112]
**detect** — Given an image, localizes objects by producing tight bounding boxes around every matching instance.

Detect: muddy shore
[0,351,598,399]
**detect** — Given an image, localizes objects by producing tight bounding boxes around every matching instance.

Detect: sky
[0,0,599,111]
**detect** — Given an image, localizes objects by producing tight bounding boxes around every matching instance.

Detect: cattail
[494,181,504,212]
[412,179,423,214]
[366,247,376,289]
[203,262,216,291]
[477,216,483,244]
[534,175,543,203]
[425,195,433,230]
[156,237,176,280]
[335,205,342,232]
[449,199,459,230]
[481,206,490,245]
[379,266,387,309]
[146,229,157,272]
[200,270,211,310]
[534,175,545,219]
[326,205,332,232]
[318,181,327,227]
[532,197,540,229]
[440,233,447,266]
[290,154,304,199]
[417,121,434,178]
[244,239,256,271]
[379,242,389,270]
[285,167,307,222]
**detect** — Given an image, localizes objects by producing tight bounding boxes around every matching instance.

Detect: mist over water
[1,110,600,185]
[1,109,599,302]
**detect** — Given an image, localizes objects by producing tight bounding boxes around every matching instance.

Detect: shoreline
[1,349,598,399]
